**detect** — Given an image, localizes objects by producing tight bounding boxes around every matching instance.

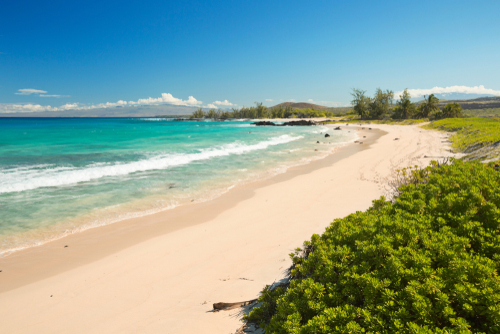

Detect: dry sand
[0,124,454,334]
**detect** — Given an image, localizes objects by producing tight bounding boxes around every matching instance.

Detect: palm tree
[419,94,440,118]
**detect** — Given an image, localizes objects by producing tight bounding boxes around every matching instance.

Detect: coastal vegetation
[464,108,500,117]
[189,93,500,121]
[423,117,500,161]
[245,159,500,333]
[351,88,464,121]
[190,103,340,120]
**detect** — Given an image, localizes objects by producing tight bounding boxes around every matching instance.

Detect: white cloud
[1,92,207,114]
[0,103,55,113]
[394,85,500,99]
[265,99,274,102]
[15,89,47,95]
[39,94,69,98]
[213,99,234,106]
[290,99,296,102]
[128,93,202,107]
[204,104,217,109]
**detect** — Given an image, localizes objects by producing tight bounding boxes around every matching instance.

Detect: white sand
[0,124,454,333]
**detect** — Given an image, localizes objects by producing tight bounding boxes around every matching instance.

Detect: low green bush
[246,160,500,333]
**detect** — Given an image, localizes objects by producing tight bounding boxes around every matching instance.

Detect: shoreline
[0,121,354,259]
[0,124,456,334]
[0,125,373,292]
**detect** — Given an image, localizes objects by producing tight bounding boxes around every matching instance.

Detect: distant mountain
[414,95,500,110]
[0,104,198,117]
[271,102,329,110]
[412,93,496,102]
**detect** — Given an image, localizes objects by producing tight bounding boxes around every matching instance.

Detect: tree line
[351,88,463,120]
[190,103,341,120]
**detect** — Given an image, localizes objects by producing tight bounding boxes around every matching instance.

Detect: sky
[1,0,500,113]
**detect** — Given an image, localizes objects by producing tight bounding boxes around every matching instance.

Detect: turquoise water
[0,118,356,256]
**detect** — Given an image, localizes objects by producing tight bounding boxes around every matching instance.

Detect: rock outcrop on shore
[253,120,317,126]
[252,121,277,126]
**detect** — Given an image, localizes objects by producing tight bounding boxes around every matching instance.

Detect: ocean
[0,117,356,256]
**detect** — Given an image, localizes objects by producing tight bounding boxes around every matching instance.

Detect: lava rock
[253,121,276,126]
[282,120,316,126]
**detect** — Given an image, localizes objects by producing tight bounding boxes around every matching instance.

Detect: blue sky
[1,0,499,113]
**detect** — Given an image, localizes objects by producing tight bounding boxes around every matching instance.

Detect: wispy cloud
[40,94,69,98]
[265,99,273,102]
[15,88,47,95]
[204,104,217,109]
[15,88,68,97]
[394,85,500,99]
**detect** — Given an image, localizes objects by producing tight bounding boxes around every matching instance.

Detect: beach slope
[0,124,454,334]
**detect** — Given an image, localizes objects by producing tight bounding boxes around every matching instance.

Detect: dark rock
[317,141,320,144]
[334,126,341,130]
[369,128,372,130]
[282,120,316,126]
[325,134,330,138]
[394,138,399,140]
[253,121,276,126]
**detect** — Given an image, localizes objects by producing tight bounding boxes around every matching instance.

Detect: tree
[351,88,370,118]
[207,109,216,119]
[441,102,463,118]
[392,89,416,119]
[368,88,394,119]
[191,108,205,118]
[254,102,268,119]
[418,94,440,118]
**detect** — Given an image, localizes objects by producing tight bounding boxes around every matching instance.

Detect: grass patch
[422,117,500,153]
[245,160,500,333]
[464,108,500,117]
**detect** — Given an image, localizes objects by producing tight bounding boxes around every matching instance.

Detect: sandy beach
[0,123,455,333]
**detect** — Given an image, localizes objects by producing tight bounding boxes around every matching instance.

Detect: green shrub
[246,160,500,333]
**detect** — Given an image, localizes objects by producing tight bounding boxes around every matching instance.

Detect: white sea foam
[0,135,302,194]
[138,118,170,121]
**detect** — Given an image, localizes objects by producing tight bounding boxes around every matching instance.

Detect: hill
[413,96,500,110]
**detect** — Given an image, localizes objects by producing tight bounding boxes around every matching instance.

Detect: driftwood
[213,299,258,312]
